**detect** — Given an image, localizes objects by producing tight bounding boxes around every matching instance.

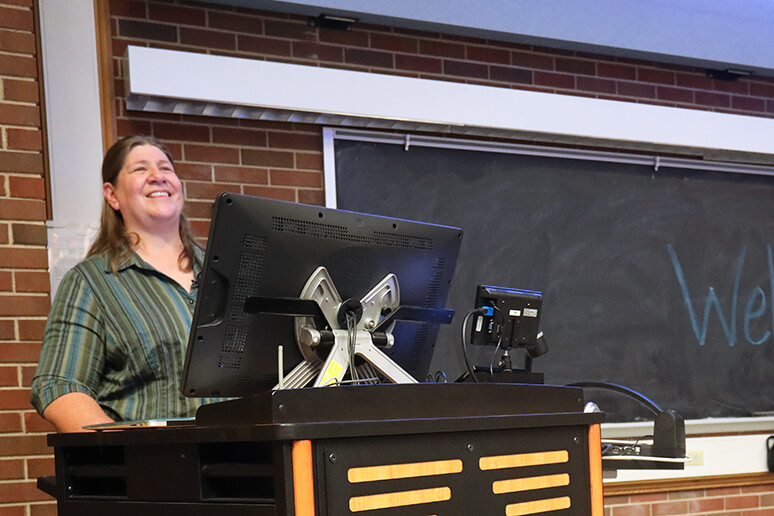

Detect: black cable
[567,381,663,415]
[460,310,480,383]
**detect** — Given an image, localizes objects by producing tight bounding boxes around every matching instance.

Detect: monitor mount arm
[244,266,454,390]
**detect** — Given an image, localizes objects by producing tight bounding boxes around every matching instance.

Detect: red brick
[0,480,53,503]
[712,78,749,95]
[184,181,240,201]
[297,189,324,206]
[29,503,58,516]
[466,44,509,65]
[242,185,295,201]
[183,200,214,219]
[490,65,532,85]
[268,131,320,151]
[687,497,725,512]
[0,413,22,433]
[242,148,294,168]
[0,366,17,386]
[0,151,43,173]
[109,0,147,18]
[0,433,49,457]
[750,82,774,97]
[706,486,741,497]
[0,320,14,340]
[183,144,240,164]
[238,34,292,57]
[11,224,47,246]
[0,103,40,127]
[212,126,267,146]
[0,342,41,363]
[0,54,36,79]
[511,50,553,70]
[118,19,178,43]
[0,6,33,31]
[117,117,153,136]
[732,96,766,112]
[597,62,636,80]
[0,388,32,410]
[0,506,26,516]
[213,165,268,184]
[695,90,731,108]
[0,458,24,480]
[0,223,8,243]
[7,128,42,151]
[610,504,649,516]
[269,169,322,188]
[743,484,774,494]
[629,493,668,503]
[345,48,394,69]
[577,76,616,95]
[264,19,316,41]
[395,53,442,74]
[189,219,211,239]
[675,72,713,89]
[0,28,35,54]
[27,457,54,478]
[657,86,694,104]
[0,198,46,221]
[534,71,575,90]
[295,152,323,171]
[617,81,657,99]
[555,57,595,75]
[291,40,343,62]
[153,121,210,142]
[318,27,368,47]
[17,318,45,340]
[651,500,687,515]
[8,176,45,200]
[180,27,236,50]
[20,365,36,386]
[148,3,206,26]
[742,509,774,516]
[419,39,465,59]
[370,33,418,54]
[0,271,11,291]
[175,162,212,181]
[0,295,49,316]
[16,270,50,294]
[0,248,48,270]
[23,412,54,434]
[208,10,261,33]
[443,59,487,79]
[638,67,676,85]
[726,495,760,509]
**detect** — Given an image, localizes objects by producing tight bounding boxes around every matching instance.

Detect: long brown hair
[87,135,199,273]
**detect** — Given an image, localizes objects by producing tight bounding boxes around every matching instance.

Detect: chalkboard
[334,139,774,422]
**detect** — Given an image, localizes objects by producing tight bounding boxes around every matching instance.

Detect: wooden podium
[40,383,604,516]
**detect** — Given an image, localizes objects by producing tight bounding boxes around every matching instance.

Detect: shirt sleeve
[30,267,106,416]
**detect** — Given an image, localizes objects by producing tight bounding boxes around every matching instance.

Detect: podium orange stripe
[292,440,315,516]
[588,424,603,516]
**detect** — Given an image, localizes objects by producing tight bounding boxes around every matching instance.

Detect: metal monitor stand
[276,266,419,389]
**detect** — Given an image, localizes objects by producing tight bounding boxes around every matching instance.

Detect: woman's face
[103,144,184,235]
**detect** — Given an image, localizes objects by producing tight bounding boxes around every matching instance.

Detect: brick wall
[2,0,774,514]
[0,0,56,514]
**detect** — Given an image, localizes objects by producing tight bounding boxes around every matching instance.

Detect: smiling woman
[29,136,224,433]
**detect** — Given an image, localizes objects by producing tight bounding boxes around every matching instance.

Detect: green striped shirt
[31,248,223,421]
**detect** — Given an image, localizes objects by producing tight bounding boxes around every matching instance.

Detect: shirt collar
[108,246,205,274]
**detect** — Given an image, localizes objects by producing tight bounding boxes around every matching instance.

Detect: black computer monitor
[181,193,463,398]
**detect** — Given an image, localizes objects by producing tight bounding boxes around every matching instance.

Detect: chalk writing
[667,244,771,347]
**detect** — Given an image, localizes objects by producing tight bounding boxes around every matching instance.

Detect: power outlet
[687,449,704,466]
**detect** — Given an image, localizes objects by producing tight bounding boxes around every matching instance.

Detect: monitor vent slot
[424,257,446,307]
[222,234,266,357]
[273,216,435,250]
[273,217,368,242]
[373,231,434,250]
